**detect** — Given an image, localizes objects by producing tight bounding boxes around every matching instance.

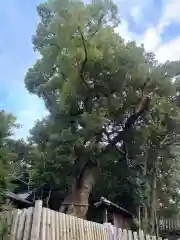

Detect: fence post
[30,200,43,240]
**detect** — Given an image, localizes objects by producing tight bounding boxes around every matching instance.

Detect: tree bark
[60,92,154,218]
[60,161,98,218]
[142,145,149,232]
[149,157,158,235]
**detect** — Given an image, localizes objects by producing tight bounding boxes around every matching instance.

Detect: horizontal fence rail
[0,200,165,240]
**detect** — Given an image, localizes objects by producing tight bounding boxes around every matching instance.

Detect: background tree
[0,110,20,205]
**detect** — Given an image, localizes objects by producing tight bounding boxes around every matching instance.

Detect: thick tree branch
[103,92,153,153]
[78,27,90,89]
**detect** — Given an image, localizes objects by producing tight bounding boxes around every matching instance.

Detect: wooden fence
[159,218,180,232]
[1,200,164,240]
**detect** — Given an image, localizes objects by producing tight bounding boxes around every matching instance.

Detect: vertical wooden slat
[69,214,73,239]
[104,223,113,240]
[128,230,133,240]
[23,207,33,240]
[31,200,43,240]
[51,210,55,240]
[122,229,128,240]
[79,218,85,240]
[74,215,80,240]
[87,220,92,240]
[59,212,62,240]
[69,215,74,240]
[139,229,145,240]
[146,234,151,240]
[9,209,16,229]
[133,231,138,240]
[97,223,101,240]
[65,214,70,240]
[55,211,59,240]
[99,224,104,240]
[90,221,94,240]
[46,208,51,240]
[117,228,122,240]
[11,209,21,240]
[16,209,27,240]
[40,208,46,240]
[94,222,98,240]
[59,213,65,240]
[84,219,89,240]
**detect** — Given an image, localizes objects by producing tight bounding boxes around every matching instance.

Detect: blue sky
[1,0,180,139]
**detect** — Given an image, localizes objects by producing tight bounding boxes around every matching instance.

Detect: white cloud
[141,27,161,52]
[160,0,180,28]
[140,0,180,62]
[115,21,132,42]
[156,37,180,62]
[115,20,140,43]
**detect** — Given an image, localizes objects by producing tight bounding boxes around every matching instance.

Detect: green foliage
[0,202,13,237]
[18,0,180,231]
[0,111,20,203]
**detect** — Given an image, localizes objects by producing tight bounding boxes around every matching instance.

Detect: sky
[1,0,180,139]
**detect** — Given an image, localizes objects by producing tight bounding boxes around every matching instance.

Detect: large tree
[25,0,180,225]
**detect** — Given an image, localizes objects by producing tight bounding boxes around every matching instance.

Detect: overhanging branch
[103,91,153,153]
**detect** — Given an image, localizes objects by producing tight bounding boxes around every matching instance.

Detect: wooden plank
[99,224,104,240]
[79,217,85,240]
[74,215,81,240]
[64,214,70,240]
[122,229,128,240]
[55,211,59,240]
[117,228,122,240]
[46,208,51,240]
[146,234,151,240]
[69,215,75,240]
[104,223,113,240]
[139,229,145,240]
[152,236,156,240]
[88,219,93,240]
[60,213,68,240]
[16,209,27,240]
[59,212,63,239]
[51,210,55,240]
[69,214,73,239]
[91,220,96,240]
[97,223,101,240]
[8,209,15,229]
[101,223,109,240]
[83,219,89,240]
[40,208,46,240]
[11,209,21,240]
[128,230,133,240]
[133,231,138,240]
[93,222,99,240]
[31,200,43,240]
[23,207,33,240]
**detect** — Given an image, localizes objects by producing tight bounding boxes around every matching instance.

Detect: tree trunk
[149,158,158,235]
[142,146,149,232]
[59,92,154,218]
[60,161,98,218]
